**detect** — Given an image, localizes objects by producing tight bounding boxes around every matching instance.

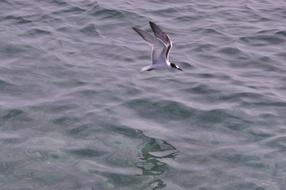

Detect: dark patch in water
[126,99,193,121]
[67,148,106,157]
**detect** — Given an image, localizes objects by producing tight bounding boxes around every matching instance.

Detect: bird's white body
[133,22,182,72]
[141,60,170,71]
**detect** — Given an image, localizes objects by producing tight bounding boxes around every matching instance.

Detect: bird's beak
[178,67,183,71]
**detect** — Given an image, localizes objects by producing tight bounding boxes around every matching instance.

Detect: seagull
[133,21,182,72]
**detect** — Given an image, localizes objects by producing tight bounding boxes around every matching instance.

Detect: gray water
[1,0,286,189]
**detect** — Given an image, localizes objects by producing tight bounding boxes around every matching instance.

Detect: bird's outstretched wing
[149,21,172,60]
[133,27,168,65]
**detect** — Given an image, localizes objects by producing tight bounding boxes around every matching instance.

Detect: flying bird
[133,21,182,72]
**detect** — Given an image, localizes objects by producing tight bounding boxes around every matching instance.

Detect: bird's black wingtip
[149,21,155,27]
[132,27,140,34]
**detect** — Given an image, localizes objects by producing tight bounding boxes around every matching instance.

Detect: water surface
[0,0,286,189]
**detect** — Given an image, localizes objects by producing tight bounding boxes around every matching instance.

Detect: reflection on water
[137,138,176,175]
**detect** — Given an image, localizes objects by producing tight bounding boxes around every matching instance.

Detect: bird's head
[170,63,183,71]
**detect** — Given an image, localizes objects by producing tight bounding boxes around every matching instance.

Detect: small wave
[52,5,85,15]
[1,108,32,122]
[275,52,286,59]
[66,148,107,158]
[217,46,242,56]
[3,15,32,24]
[0,0,12,5]
[88,5,126,20]
[240,35,284,46]
[0,132,24,145]
[51,115,80,126]
[79,23,101,37]
[275,30,286,38]
[65,88,99,99]
[30,100,79,113]
[262,135,286,150]
[149,7,178,17]
[23,28,52,38]
[44,0,68,6]
[0,79,15,90]
[175,15,202,23]
[184,83,220,94]
[0,43,28,58]
[125,98,193,121]
[192,43,216,53]
[194,28,227,37]
[210,147,266,169]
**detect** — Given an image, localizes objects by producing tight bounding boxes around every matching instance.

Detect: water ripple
[0,0,285,189]
[125,98,193,121]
